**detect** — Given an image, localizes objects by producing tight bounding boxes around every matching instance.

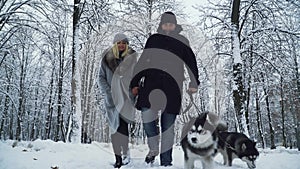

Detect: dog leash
[133,76,145,107]
[188,92,202,115]
[179,92,202,124]
[179,93,239,154]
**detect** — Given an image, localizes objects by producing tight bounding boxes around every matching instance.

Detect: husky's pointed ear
[206,112,228,131]
[242,143,247,151]
[206,112,219,126]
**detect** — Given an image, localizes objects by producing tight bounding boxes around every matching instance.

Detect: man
[130,12,200,166]
[99,33,137,168]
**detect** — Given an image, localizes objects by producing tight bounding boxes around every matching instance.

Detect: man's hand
[187,88,197,94]
[131,87,139,96]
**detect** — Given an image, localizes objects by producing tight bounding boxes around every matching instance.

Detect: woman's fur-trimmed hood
[104,47,136,72]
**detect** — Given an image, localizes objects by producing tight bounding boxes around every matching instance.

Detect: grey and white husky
[181,112,227,169]
[217,132,259,169]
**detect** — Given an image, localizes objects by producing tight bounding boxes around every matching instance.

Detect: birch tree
[69,0,84,143]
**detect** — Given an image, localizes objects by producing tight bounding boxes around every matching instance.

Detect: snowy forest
[0,0,299,152]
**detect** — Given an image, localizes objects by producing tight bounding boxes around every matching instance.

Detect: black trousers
[111,117,129,156]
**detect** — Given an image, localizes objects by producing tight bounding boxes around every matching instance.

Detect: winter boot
[145,150,158,164]
[122,149,130,165]
[113,155,122,168]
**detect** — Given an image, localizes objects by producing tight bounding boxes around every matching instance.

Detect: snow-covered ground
[0,139,299,169]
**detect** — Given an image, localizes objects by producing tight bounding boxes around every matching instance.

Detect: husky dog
[181,112,227,169]
[217,132,259,169]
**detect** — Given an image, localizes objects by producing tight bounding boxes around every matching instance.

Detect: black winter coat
[130,29,200,114]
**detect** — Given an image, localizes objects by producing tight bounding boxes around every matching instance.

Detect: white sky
[181,0,208,23]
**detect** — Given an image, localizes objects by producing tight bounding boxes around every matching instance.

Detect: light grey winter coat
[98,47,137,134]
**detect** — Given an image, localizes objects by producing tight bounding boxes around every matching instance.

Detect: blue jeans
[141,108,177,165]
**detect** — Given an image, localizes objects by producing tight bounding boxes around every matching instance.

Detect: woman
[98,33,137,168]
[130,12,200,166]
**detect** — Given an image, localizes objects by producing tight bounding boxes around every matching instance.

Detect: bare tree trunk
[0,94,9,139]
[55,70,64,141]
[81,47,93,143]
[280,76,287,147]
[245,48,254,135]
[244,11,258,135]
[9,109,14,140]
[55,34,66,142]
[231,0,248,135]
[262,76,276,149]
[69,0,83,143]
[45,68,55,139]
[147,0,153,37]
[84,53,96,143]
[16,45,27,141]
[255,87,265,148]
[16,82,23,141]
[0,67,12,140]
[245,86,250,133]
[213,58,220,115]
[296,77,300,151]
[81,55,88,143]
[90,108,97,141]
[30,88,39,141]
[0,93,9,139]
[291,36,300,151]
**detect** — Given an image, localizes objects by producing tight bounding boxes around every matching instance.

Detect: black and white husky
[217,132,259,169]
[181,112,227,169]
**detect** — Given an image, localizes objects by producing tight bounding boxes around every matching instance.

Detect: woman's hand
[131,87,139,96]
[187,88,197,94]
